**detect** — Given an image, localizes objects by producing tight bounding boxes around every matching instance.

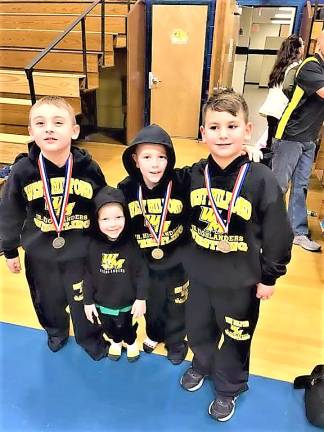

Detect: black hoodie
[82,186,148,308]
[0,143,106,261]
[185,154,293,287]
[118,124,190,271]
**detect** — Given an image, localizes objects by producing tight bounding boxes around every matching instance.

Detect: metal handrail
[24,0,105,104]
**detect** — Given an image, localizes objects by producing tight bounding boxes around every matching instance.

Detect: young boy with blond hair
[180,89,293,421]
[0,96,107,360]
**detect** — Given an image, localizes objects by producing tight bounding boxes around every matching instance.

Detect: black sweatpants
[146,264,188,348]
[98,310,137,345]
[25,254,107,360]
[186,278,260,397]
[267,115,279,149]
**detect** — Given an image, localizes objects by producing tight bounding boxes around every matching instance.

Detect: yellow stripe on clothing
[275,56,319,140]
[275,86,304,139]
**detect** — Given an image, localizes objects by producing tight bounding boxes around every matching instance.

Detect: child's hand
[6,257,21,273]
[131,299,146,318]
[242,145,263,163]
[256,283,275,300]
[84,304,101,325]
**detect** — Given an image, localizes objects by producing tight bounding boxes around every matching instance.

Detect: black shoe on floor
[208,396,237,422]
[86,341,111,361]
[47,335,69,353]
[180,367,205,391]
[167,341,188,365]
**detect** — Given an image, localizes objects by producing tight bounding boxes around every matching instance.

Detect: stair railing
[24,0,105,104]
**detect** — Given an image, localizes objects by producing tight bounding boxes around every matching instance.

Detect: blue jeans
[271,139,316,236]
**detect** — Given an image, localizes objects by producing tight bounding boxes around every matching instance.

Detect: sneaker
[126,341,140,362]
[47,335,68,353]
[180,367,205,391]
[293,235,321,252]
[143,337,158,353]
[166,341,188,365]
[107,342,122,361]
[208,396,237,422]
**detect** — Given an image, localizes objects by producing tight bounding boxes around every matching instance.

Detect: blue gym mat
[0,322,317,431]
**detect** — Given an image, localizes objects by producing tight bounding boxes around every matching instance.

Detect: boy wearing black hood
[83,186,148,362]
[118,124,189,365]
[0,96,107,360]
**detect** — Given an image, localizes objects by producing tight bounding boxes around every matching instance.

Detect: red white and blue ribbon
[204,163,249,234]
[138,180,172,246]
[38,153,73,235]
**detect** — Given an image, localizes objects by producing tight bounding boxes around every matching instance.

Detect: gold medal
[217,240,231,253]
[52,236,65,249]
[152,248,164,260]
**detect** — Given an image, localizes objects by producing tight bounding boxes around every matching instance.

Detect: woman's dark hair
[268,34,303,87]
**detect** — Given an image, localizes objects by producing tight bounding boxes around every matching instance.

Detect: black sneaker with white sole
[180,367,205,391]
[208,396,237,422]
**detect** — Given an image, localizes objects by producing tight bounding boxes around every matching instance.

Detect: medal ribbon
[204,163,250,234]
[38,153,73,235]
[138,180,172,246]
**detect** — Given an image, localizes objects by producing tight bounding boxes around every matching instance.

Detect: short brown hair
[201,88,249,125]
[29,96,76,125]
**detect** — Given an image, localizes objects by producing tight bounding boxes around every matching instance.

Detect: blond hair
[29,96,76,125]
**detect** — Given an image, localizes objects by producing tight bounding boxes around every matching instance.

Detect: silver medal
[52,236,65,249]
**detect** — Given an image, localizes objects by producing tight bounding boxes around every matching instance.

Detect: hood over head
[122,124,176,184]
[94,185,127,214]
[93,186,129,243]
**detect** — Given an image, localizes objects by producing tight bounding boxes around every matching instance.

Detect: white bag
[259,86,289,120]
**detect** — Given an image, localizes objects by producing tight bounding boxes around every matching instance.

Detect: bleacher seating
[0,0,131,163]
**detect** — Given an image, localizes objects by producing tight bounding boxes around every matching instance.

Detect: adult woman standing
[259,35,304,148]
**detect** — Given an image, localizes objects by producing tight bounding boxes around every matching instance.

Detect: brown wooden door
[150,4,208,138]
[209,0,240,92]
[127,0,146,144]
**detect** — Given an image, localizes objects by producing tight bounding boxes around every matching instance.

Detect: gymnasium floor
[1,133,323,430]
[1,322,319,432]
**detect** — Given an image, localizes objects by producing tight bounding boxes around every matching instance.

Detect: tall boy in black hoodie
[0,96,107,360]
[180,89,293,422]
[83,186,148,362]
[118,125,189,365]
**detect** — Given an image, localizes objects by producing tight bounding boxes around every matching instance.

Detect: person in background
[259,35,304,148]
[272,31,324,252]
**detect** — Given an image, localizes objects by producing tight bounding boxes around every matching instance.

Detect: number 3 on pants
[174,281,189,304]
[73,281,84,302]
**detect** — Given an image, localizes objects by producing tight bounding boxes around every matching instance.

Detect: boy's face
[98,203,125,240]
[28,103,80,155]
[200,108,252,167]
[132,143,168,189]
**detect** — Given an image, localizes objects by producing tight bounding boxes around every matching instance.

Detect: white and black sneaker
[142,337,158,354]
[293,235,321,252]
[180,367,205,392]
[208,396,237,422]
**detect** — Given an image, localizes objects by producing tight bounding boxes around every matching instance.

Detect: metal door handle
[149,72,162,89]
